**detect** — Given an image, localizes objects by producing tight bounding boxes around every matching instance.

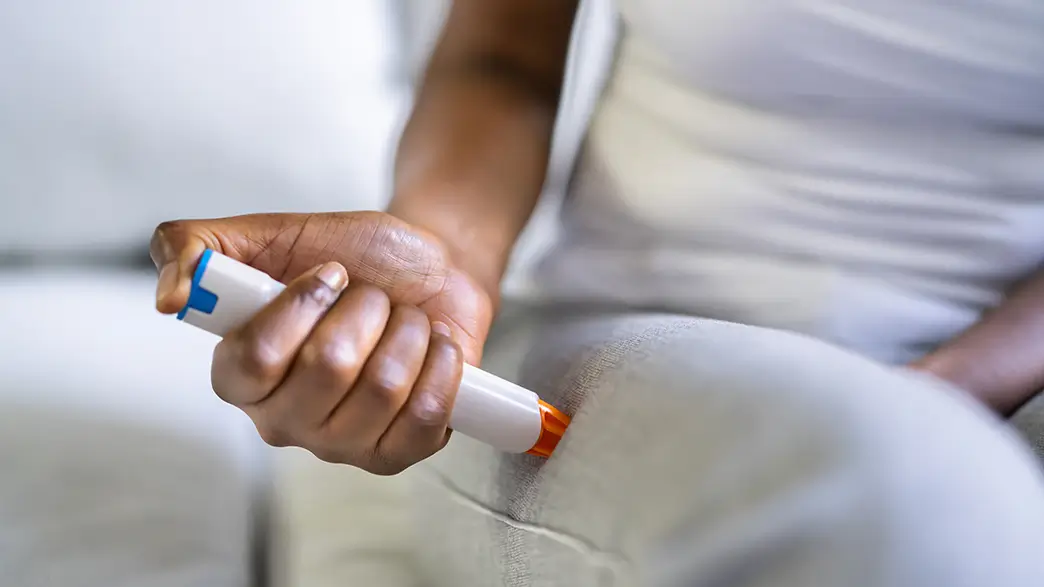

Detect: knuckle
[427,337,464,375]
[153,219,186,234]
[311,422,349,449]
[210,343,236,401]
[366,451,409,476]
[362,370,409,409]
[151,220,186,244]
[237,335,286,383]
[300,338,361,386]
[435,335,464,361]
[365,380,403,409]
[298,278,341,306]
[408,388,453,429]
[209,369,235,405]
[372,463,409,476]
[149,220,188,264]
[255,422,291,448]
[309,445,350,465]
[363,355,411,401]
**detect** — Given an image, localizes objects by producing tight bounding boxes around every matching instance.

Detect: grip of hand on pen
[177,250,569,456]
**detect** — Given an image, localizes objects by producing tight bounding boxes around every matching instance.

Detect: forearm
[390,72,557,297]
[912,270,1044,415]
[388,1,577,298]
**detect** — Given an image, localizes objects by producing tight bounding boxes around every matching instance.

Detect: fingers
[311,305,434,464]
[213,267,464,473]
[149,214,313,314]
[255,285,396,434]
[421,271,492,366]
[211,262,349,407]
[372,322,463,473]
[149,211,469,318]
[312,319,463,475]
[154,211,481,472]
[150,220,216,314]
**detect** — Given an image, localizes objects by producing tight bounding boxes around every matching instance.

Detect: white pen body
[178,250,545,454]
[454,364,542,453]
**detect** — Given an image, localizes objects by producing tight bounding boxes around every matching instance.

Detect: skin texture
[151,1,580,473]
[151,213,485,475]
[152,212,491,364]
[389,0,580,295]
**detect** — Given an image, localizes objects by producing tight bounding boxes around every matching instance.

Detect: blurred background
[0,2,613,586]
[0,0,612,283]
[2,1,414,255]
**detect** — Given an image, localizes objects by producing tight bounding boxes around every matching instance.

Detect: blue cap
[176,248,219,320]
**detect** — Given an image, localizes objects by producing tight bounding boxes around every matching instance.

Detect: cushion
[0,269,264,587]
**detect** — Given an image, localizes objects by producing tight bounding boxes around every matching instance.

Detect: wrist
[386,198,508,303]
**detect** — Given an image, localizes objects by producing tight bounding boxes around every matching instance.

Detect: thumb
[149,214,309,314]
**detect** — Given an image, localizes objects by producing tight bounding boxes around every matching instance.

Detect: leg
[412,310,1044,586]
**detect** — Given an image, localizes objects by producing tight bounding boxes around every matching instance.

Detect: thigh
[412,310,1044,587]
[0,269,263,587]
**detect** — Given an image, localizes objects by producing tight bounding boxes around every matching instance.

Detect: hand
[150,212,495,474]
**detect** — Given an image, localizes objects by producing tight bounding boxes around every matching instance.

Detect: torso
[534,0,1044,364]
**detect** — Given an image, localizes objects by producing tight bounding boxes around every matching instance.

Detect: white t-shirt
[534,0,1044,365]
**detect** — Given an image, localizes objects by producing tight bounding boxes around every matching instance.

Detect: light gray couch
[0,3,407,586]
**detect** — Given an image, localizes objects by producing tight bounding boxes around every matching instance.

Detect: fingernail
[431,321,452,338]
[156,262,178,304]
[316,262,348,292]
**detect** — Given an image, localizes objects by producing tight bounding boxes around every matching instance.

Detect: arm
[912,271,1044,415]
[145,3,579,475]
[388,0,579,303]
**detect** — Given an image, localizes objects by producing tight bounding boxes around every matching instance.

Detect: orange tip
[525,400,570,458]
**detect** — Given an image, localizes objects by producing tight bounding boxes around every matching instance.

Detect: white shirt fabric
[534,0,1044,365]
